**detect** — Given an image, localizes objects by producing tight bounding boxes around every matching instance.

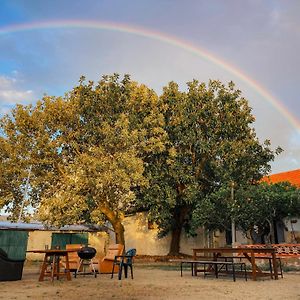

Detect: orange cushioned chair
[61,244,84,273]
[96,244,124,274]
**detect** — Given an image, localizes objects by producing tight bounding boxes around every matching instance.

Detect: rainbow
[1,19,299,132]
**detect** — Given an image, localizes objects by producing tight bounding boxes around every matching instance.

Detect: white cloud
[0,75,33,105]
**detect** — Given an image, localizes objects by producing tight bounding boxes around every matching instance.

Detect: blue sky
[0,0,299,174]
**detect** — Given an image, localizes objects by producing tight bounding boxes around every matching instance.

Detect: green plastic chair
[111,248,136,280]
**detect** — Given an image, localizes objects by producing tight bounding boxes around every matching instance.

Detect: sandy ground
[1,262,300,300]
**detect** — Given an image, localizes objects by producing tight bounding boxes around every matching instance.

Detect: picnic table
[192,247,278,281]
[27,249,78,281]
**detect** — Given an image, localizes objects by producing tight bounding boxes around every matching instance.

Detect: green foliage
[141,80,279,252]
[191,186,232,232]
[0,74,282,251]
[0,74,166,231]
[191,181,300,242]
[233,182,300,239]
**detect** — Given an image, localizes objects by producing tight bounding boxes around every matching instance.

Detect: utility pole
[231,181,236,247]
[18,166,32,222]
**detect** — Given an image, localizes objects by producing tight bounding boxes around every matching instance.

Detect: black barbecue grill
[75,246,97,278]
[77,246,97,260]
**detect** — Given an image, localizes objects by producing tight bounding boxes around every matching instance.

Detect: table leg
[39,253,49,281]
[271,253,278,280]
[64,253,72,281]
[232,263,236,282]
[214,263,218,278]
[250,252,257,281]
[56,255,60,280]
[51,254,57,282]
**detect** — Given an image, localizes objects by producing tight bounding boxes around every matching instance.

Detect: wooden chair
[95,244,124,274]
[61,244,83,274]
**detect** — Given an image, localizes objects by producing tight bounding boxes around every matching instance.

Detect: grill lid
[77,246,97,259]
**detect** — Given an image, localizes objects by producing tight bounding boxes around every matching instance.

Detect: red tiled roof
[261,169,300,187]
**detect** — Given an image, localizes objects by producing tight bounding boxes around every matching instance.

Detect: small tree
[234,182,300,243]
[192,182,300,244]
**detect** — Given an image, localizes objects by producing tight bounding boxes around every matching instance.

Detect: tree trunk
[113,220,125,245]
[168,205,190,256]
[267,219,275,244]
[169,224,183,256]
[100,203,125,247]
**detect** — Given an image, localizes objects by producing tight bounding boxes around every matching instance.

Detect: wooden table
[192,247,278,281]
[27,249,77,281]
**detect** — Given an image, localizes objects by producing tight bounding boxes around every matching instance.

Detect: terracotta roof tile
[261,169,300,187]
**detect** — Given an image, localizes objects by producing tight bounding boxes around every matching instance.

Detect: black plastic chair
[111,248,136,280]
[0,248,25,281]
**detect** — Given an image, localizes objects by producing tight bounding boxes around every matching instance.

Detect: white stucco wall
[284,218,300,242]
[88,232,109,258]
[285,218,300,231]
[26,231,52,260]
[122,212,208,255]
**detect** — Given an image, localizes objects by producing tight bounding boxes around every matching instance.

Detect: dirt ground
[1,261,300,300]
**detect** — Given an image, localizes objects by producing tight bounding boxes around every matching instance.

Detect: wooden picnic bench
[193,247,278,281]
[237,243,300,278]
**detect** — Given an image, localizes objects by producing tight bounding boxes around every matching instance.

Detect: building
[261,169,300,187]
[261,169,300,243]
[0,221,108,260]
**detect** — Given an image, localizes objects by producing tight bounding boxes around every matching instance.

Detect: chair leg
[111,263,115,279]
[118,263,123,280]
[124,265,128,278]
[130,265,133,279]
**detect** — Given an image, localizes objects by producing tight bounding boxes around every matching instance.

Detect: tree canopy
[0,74,283,252]
[139,79,281,254]
[191,182,300,244]
[234,182,300,243]
[0,74,166,244]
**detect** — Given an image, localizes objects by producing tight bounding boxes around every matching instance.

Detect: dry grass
[1,260,300,300]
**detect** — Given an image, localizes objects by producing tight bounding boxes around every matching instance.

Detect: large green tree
[0,74,166,245]
[0,75,281,253]
[141,80,280,255]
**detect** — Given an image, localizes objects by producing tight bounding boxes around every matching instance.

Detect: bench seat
[180,260,247,282]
